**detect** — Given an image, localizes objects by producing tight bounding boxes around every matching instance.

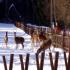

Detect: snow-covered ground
[0,23,67,70]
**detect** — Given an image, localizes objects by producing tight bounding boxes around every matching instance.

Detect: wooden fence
[2,51,70,70]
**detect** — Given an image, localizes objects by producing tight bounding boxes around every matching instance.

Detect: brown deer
[37,39,52,54]
[37,29,70,54]
[31,30,39,45]
[36,24,62,54]
[14,32,24,49]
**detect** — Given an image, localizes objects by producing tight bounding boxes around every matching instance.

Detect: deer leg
[5,42,7,48]
[16,44,18,49]
[21,43,24,48]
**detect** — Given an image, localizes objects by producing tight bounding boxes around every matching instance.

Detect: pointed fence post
[3,55,7,70]
[36,51,45,70]
[19,54,30,70]
[49,52,59,70]
[19,55,24,70]
[64,52,70,70]
[9,54,14,70]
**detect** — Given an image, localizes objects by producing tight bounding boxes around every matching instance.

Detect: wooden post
[2,56,7,70]
[67,52,70,70]
[36,51,45,70]
[64,52,70,70]
[40,51,45,70]
[54,52,59,70]
[19,55,24,70]
[25,54,30,70]
[64,52,68,70]
[19,54,30,70]
[49,52,54,70]
[49,52,59,70]
[9,54,14,70]
[36,53,39,70]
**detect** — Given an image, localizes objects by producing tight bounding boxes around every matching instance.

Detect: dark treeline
[0,0,50,26]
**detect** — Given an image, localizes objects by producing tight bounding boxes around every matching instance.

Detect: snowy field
[0,23,67,70]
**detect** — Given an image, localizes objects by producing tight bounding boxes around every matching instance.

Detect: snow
[0,23,67,70]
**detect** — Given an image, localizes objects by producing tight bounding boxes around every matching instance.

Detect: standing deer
[4,32,8,48]
[37,23,62,54]
[14,32,24,49]
[37,39,52,54]
[30,27,48,48]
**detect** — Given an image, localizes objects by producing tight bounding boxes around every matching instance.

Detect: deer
[36,22,63,54]
[14,32,24,49]
[30,28,48,48]
[36,25,70,54]
[4,32,8,48]
[37,39,52,54]
[36,29,52,54]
